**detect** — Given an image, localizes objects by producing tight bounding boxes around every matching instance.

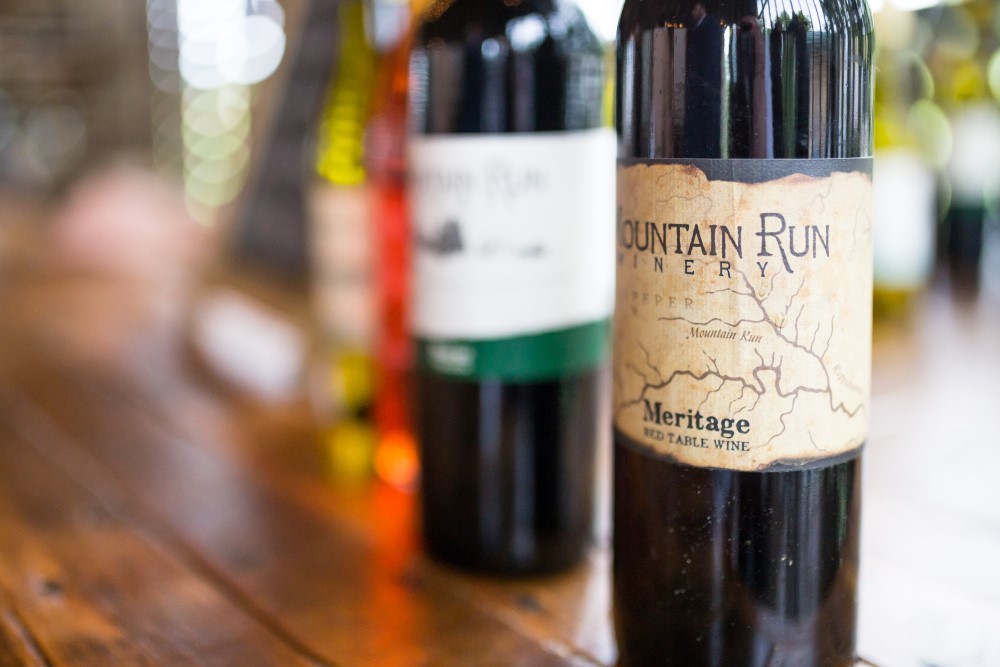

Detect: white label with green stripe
[409,128,616,381]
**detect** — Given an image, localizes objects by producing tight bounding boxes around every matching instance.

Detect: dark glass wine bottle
[614,1,873,665]
[408,0,614,573]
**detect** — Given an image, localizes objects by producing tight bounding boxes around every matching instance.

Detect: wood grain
[0,597,47,667]
[0,415,317,667]
[0,332,586,666]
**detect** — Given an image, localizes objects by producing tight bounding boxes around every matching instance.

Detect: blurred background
[0,0,997,664]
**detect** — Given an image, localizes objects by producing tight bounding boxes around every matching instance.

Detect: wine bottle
[366,0,433,490]
[921,1,994,294]
[871,37,937,319]
[408,0,615,573]
[944,104,1000,293]
[309,0,379,481]
[614,1,873,665]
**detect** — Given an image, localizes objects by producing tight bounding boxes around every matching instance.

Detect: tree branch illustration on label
[413,157,550,260]
[416,219,546,260]
[613,161,873,471]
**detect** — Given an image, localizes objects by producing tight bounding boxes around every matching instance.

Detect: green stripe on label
[418,319,610,382]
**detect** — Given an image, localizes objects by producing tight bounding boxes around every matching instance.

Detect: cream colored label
[613,159,873,471]
[308,182,374,345]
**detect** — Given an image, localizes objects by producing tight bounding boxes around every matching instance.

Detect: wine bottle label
[309,183,375,345]
[614,159,872,471]
[410,128,616,381]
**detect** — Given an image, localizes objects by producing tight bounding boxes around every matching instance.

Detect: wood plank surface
[0,374,575,667]
[0,415,316,666]
[0,593,47,667]
[0,275,586,666]
[859,294,1000,667]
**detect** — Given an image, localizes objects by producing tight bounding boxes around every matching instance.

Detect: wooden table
[0,203,997,666]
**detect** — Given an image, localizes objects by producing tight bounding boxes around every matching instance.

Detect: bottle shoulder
[618,0,874,39]
[418,0,603,53]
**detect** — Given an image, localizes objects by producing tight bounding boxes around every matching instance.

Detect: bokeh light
[907,99,952,169]
[148,0,288,222]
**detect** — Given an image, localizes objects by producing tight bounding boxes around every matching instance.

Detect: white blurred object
[192,288,307,402]
[370,0,410,52]
[873,151,936,290]
[251,0,285,27]
[887,0,944,13]
[576,0,625,43]
[950,104,1000,206]
[177,0,287,91]
[175,0,286,218]
[217,14,287,86]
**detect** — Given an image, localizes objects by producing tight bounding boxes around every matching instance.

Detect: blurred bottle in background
[309,0,426,487]
[944,103,1000,294]
[309,0,380,483]
[872,8,941,318]
[870,0,1000,304]
[922,1,1000,296]
[409,0,614,573]
[365,0,430,491]
[931,1,1000,294]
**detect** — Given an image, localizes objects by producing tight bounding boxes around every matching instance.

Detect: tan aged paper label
[613,159,873,471]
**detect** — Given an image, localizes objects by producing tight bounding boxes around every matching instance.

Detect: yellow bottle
[309,0,379,483]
